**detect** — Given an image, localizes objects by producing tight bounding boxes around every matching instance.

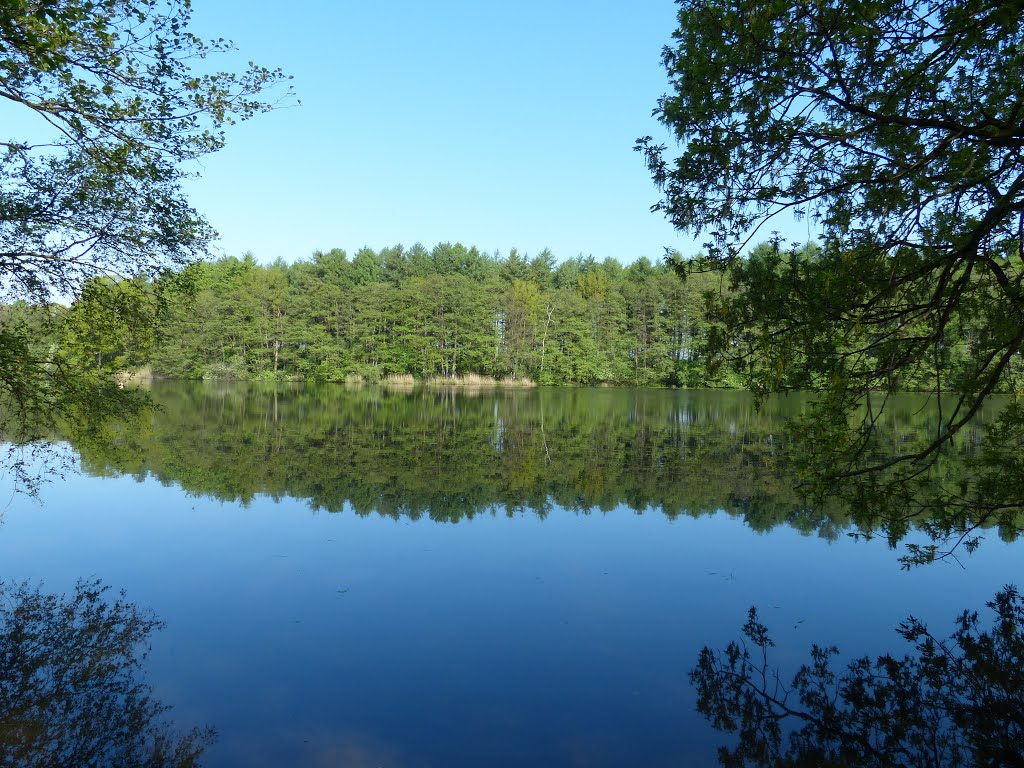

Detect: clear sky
[178,0,736,266]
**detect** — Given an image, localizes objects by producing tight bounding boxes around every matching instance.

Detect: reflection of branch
[693,588,1024,767]
[0,578,214,767]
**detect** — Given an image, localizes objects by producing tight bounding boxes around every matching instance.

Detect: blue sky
[180,0,688,265]
[0,0,816,270]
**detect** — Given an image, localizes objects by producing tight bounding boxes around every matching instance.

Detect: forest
[6,240,1021,391]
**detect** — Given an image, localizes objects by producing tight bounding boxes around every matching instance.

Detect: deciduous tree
[639,0,1024,559]
[0,0,287,468]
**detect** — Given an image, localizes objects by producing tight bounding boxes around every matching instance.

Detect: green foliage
[60,276,156,372]
[106,235,1019,399]
[134,244,740,386]
[640,0,1024,557]
[0,0,287,483]
[1,0,289,300]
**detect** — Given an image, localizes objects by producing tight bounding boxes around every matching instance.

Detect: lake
[0,383,1019,767]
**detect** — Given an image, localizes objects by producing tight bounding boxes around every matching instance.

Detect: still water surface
[0,383,1018,766]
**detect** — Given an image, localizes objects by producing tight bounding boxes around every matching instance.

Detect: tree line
[9,241,1021,391]
[23,243,726,386]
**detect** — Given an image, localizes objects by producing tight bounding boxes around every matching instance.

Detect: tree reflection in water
[69,383,1020,553]
[692,587,1024,768]
[0,579,213,768]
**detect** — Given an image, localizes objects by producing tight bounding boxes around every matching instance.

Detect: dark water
[0,383,1018,766]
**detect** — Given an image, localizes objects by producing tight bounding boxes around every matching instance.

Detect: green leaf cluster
[0,0,287,484]
[642,0,1024,557]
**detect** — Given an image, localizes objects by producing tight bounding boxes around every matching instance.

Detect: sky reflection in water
[0,385,1018,767]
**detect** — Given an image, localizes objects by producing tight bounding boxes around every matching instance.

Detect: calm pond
[0,382,1019,766]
